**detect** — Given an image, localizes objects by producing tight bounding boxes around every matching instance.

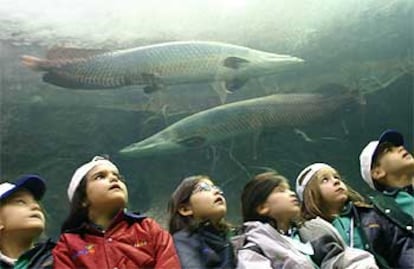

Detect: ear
[81,200,89,208]
[0,214,4,231]
[371,167,386,182]
[178,204,193,217]
[257,203,270,216]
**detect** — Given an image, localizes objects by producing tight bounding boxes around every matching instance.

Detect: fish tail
[21,55,51,71]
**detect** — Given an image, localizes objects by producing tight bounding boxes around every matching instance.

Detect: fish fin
[177,136,206,148]
[46,47,108,60]
[225,78,248,92]
[21,55,50,71]
[143,86,161,94]
[210,82,229,104]
[223,57,250,69]
[294,128,314,143]
[142,73,164,94]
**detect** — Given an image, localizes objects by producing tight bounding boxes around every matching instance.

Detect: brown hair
[299,168,368,221]
[60,176,89,232]
[241,172,300,228]
[372,142,395,169]
[168,175,230,234]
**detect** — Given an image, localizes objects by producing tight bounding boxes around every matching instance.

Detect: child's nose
[30,202,41,211]
[109,175,119,182]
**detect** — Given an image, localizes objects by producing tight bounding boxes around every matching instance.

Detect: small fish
[21,41,304,102]
[119,89,359,158]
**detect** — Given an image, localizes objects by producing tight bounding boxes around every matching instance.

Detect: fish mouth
[264,53,304,63]
[119,141,157,157]
[119,137,183,158]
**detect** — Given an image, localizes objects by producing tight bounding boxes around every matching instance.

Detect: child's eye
[14,199,26,205]
[95,174,106,180]
[321,177,329,183]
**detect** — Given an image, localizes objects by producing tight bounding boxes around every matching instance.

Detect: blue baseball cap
[0,175,46,201]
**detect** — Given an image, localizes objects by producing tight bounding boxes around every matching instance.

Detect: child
[238,172,377,269]
[0,175,55,269]
[296,162,413,269]
[52,156,180,269]
[168,175,235,269]
[359,129,414,217]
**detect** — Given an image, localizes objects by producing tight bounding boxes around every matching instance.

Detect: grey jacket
[299,217,378,269]
[235,218,378,269]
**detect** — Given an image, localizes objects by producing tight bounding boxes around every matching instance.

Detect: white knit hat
[67,156,118,201]
[295,163,333,201]
[359,129,404,190]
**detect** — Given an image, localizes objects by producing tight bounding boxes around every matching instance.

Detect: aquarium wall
[0,0,412,238]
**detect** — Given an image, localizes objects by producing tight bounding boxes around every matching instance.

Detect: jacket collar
[376,183,414,196]
[0,239,55,267]
[340,201,353,216]
[67,209,146,235]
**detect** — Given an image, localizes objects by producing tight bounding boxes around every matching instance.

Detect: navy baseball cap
[0,175,46,201]
[359,129,404,189]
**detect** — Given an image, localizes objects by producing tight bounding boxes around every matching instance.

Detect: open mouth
[336,187,346,193]
[109,184,122,191]
[214,196,225,204]
[29,213,43,220]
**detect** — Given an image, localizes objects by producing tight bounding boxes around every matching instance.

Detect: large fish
[21,41,303,101]
[119,87,361,158]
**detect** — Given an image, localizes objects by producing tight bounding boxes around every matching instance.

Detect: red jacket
[53,211,181,269]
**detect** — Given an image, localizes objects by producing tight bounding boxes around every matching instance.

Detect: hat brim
[378,129,404,147]
[1,175,46,201]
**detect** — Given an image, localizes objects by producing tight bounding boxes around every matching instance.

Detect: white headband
[67,156,118,201]
[295,163,333,201]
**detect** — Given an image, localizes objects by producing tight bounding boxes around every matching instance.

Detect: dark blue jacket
[0,239,55,269]
[173,224,236,269]
[350,204,413,269]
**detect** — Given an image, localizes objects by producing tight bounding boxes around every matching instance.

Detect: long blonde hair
[298,168,369,221]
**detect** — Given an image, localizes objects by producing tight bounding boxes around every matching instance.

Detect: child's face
[315,167,348,208]
[187,179,227,222]
[259,182,300,221]
[0,190,45,234]
[85,163,128,212]
[374,144,414,179]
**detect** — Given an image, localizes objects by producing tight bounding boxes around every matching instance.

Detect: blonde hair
[299,168,369,221]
